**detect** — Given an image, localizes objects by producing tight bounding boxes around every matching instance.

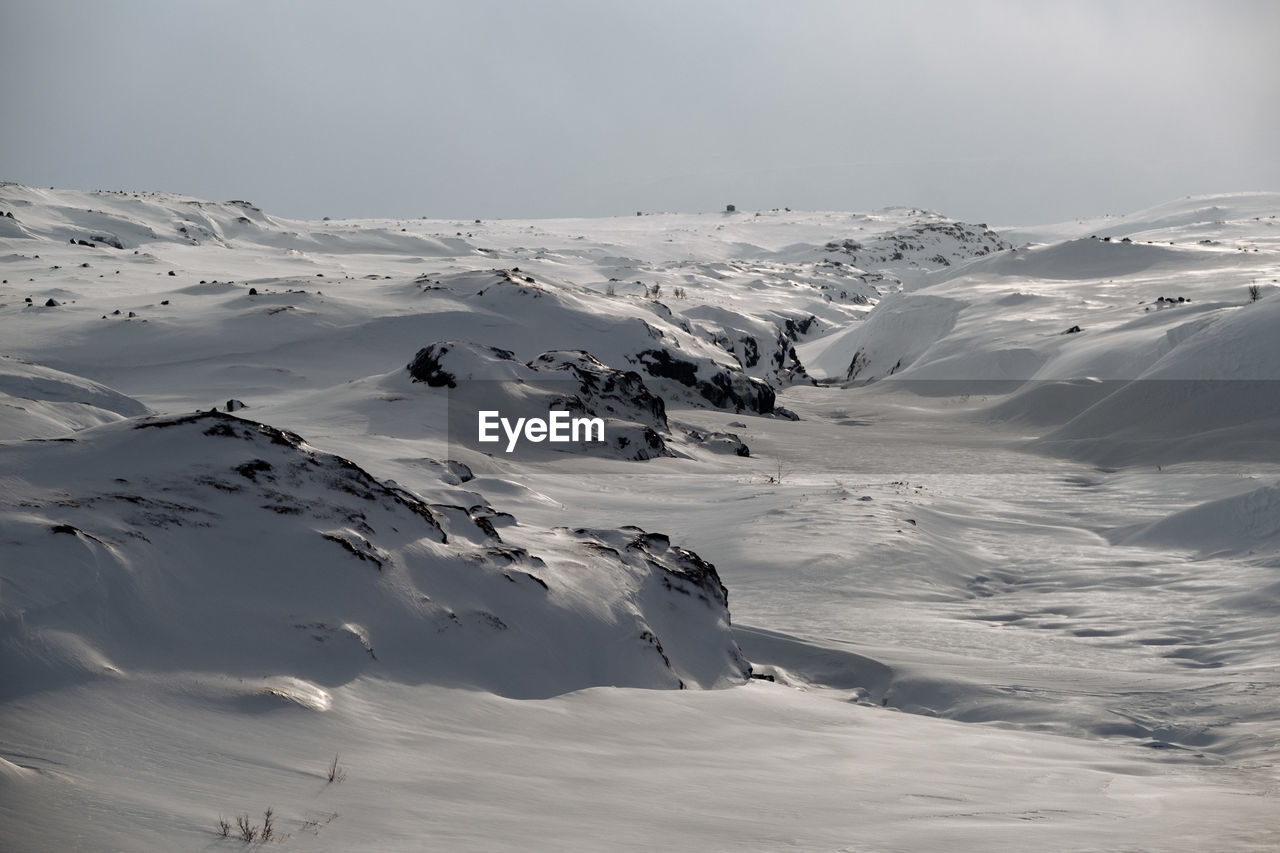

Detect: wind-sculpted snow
[0,411,748,700]
[0,356,150,438]
[1119,481,1280,558]
[1027,298,1280,465]
[814,295,962,381]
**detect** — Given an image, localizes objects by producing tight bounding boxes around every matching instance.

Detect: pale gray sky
[2,0,1276,223]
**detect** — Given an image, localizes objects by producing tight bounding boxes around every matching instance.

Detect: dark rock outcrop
[634,349,775,414]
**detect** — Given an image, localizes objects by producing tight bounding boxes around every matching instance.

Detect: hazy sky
[2,0,1277,224]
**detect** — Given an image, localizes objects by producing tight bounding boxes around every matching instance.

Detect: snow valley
[1,184,1278,851]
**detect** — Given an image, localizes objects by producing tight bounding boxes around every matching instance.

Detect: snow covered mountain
[3,184,1278,852]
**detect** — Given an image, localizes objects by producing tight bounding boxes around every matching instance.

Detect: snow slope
[0,355,149,438]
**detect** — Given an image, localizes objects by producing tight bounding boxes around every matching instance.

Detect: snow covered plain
[1,184,1277,850]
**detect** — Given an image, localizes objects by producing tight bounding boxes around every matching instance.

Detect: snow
[2,183,1279,851]
[0,355,150,438]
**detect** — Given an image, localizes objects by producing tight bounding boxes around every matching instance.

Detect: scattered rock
[90,235,125,249]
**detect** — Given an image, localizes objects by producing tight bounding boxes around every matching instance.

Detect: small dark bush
[236,814,258,842]
[327,753,347,783]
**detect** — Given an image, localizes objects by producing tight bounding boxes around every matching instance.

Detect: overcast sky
[2,0,1276,224]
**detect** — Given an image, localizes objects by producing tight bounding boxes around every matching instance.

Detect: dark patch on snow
[530,350,669,432]
[475,611,508,631]
[641,629,681,686]
[635,348,699,386]
[406,341,515,388]
[321,532,384,570]
[516,571,549,591]
[235,459,273,482]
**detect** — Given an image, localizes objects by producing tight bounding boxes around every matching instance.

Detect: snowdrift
[1118,481,1280,558]
[802,293,964,382]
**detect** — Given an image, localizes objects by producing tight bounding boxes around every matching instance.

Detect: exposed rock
[633,348,775,414]
[407,342,675,460]
[824,220,1012,270]
[529,350,668,432]
[683,427,750,456]
[407,341,517,388]
[90,234,125,250]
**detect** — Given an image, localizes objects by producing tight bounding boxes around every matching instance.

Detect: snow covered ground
[2,184,1277,850]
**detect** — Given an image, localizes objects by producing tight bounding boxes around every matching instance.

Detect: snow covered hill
[0,410,748,700]
[3,185,1279,852]
[800,193,1280,463]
